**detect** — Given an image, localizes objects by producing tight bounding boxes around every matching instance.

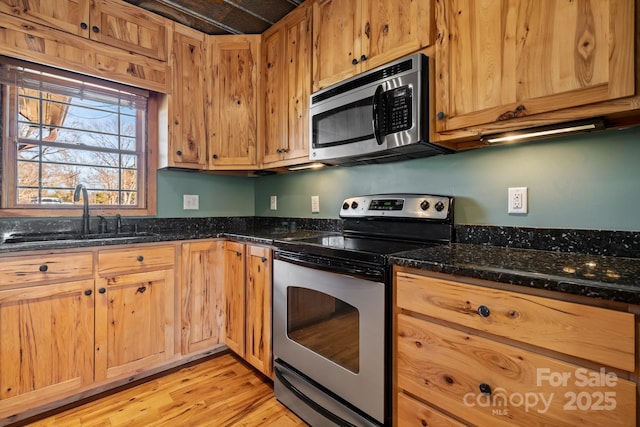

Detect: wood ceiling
[123,0,306,35]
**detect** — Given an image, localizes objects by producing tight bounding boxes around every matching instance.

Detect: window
[0,57,157,216]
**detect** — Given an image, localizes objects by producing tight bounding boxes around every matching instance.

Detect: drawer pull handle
[98,287,106,294]
[136,286,147,294]
[84,289,92,296]
[477,305,491,317]
[479,383,492,396]
[39,264,48,272]
[137,255,144,262]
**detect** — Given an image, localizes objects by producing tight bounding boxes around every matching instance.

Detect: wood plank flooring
[17,353,308,427]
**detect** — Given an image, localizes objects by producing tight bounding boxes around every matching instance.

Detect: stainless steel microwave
[309,53,449,165]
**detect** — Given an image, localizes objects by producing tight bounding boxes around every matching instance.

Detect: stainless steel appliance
[309,54,449,165]
[273,194,454,426]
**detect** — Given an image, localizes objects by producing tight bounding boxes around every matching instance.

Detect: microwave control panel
[381,86,412,135]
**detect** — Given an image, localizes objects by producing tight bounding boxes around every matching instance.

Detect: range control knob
[420,200,430,211]
[351,201,359,209]
[342,202,350,210]
[435,201,445,212]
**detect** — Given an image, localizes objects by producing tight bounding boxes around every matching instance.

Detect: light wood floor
[18,353,308,427]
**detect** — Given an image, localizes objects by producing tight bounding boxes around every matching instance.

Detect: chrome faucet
[73,184,90,236]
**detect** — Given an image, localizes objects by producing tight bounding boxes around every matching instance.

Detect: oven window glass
[312,97,373,148]
[286,287,359,373]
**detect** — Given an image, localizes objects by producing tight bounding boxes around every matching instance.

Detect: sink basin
[3,231,158,244]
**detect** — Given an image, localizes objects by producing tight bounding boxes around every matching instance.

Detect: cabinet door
[167,23,208,169]
[208,35,260,169]
[435,0,635,135]
[0,280,94,417]
[245,246,272,377]
[181,240,225,354]
[261,4,312,167]
[89,0,169,61]
[284,5,312,163]
[223,241,245,356]
[360,0,433,71]
[312,0,361,91]
[0,0,90,36]
[261,23,287,165]
[95,269,175,381]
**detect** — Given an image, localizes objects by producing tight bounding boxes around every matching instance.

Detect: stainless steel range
[273,194,454,426]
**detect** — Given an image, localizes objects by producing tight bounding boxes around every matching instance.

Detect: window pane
[6,61,148,209]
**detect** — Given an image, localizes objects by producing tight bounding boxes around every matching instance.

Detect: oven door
[273,257,386,425]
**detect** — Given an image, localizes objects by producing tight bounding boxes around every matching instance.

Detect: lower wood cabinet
[394,267,638,427]
[180,240,226,354]
[0,278,95,419]
[223,241,273,377]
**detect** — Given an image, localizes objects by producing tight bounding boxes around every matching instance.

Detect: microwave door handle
[372,85,384,145]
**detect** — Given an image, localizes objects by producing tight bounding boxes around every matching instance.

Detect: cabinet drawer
[397,393,466,427]
[98,245,175,276]
[397,315,636,427]
[0,253,93,287]
[396,272,635,371]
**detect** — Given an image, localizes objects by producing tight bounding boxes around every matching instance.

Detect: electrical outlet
[311,195,320,213]
[183,194,199,210]
[508,187,528,214]
[270,195,277,210]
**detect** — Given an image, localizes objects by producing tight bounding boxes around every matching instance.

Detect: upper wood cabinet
[0,0,169,61]
[312,0,434,91]
[163,22,209,169]
[207,35,260,169]
[434,0,636,141]
[261,4,312,167]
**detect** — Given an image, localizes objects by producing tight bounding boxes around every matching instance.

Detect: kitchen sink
[2,231,158,244]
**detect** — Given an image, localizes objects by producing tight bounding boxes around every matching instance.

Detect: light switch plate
[183,194,199,210]
[270,195,277,210]
[311,195,320,213]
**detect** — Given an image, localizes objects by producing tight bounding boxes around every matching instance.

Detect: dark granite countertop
[389,244,640,304]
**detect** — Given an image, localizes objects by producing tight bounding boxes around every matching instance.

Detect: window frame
[0,58,157,217]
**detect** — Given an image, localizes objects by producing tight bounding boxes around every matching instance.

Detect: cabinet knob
[80,22,88,30]
[212,154,219,160]
[176,150,182,156]
[136,286,147,294]
[236,251,242,257]
[351,58,358,65]
[477,305,491,317]
[98,287,106,294]
[436,111,445,120]
[84,289,93,296]
[92,26,99,33]
[479,383,492,396]
[39,264,48,272]
[261,257,267,263]
[137,255,144,262]
[360,54,367,62]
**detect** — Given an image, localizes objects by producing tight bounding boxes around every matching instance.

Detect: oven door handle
[274,364,358,427]
[276,252,384,281]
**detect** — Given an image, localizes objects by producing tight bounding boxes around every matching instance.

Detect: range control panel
[340,194,452,220]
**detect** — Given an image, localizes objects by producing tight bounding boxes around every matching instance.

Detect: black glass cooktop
[276,234,438,265]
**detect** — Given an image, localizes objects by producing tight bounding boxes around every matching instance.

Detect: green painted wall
[157,169,255,217]
[253,127,640,231]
